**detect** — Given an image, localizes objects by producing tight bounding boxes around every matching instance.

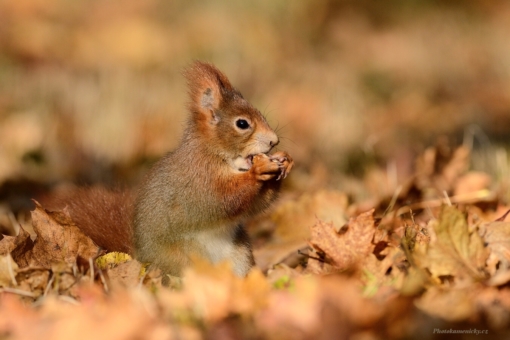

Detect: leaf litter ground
[2,143,510,339]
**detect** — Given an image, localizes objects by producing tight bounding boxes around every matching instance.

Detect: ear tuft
[184,61,234,118]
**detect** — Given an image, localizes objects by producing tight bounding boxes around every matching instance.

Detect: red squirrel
[43,62,293,278]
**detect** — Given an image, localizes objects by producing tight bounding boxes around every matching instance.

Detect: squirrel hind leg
[230,225,255,277]
[142,240,192,284]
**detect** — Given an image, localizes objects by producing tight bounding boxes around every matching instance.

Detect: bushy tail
[40,186,135,255]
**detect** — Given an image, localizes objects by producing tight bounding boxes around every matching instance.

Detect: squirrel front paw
[251,151,294,181]
[269,151,294,180]
[251,153,282,181]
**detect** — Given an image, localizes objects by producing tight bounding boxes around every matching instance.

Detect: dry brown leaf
[476,287,510,329]
[0,254,18,287]
[230,268,270,315]
[415,286,479,322]
[0,225,34,266]
[0,294,40,338]
[309,209,376,272]
[185,259,271,322]
[266,263,303,289]
[141,267,163,290]
[362,246,407,294]
[55,262,81,291]
[106,260,142,289]
[321,275,391,327]
[305,247,339,275]
[415,142,470,194]
[479,221,510,286]
[26,201,100,268]
[413,205,488,283]
[180,259,241,322]
[20,269,50,295]
[454,171,491,196]
[254,190,348,271]
[257,276,321,336]
[7,286,178,340]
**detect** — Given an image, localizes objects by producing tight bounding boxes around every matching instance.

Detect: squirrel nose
[269,135,279,148]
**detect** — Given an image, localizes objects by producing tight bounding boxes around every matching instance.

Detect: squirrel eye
[235,119,250,130]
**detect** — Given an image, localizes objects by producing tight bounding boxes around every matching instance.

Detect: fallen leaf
[21,269,50,295]
[454,171,491,196]
[254,190,348,271]
[321,275,385,327]
[42,288,174,340]
[413,205,488,283]
[257,275,321,336]
[415,286,478,322]
[266,263,303,289]
[476,287,510,329]
[95,252,133,270]
[308,209,376,272]
[0,254,18,287]
[478,221,510,285]
[179,259,240,322]
[107,260,142,289]
[0,294,40,338]
[26,201,100,268]
[415,141,470,194]
[230,268,270,315]
[0,225,34,267]
[362,246,407,295]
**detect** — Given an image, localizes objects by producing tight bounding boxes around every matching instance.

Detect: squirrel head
[184,61,279,171]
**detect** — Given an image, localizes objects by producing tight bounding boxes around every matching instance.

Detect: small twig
[383,185,403,217]
[44,273,55,297]
[137,272,147,290]
[7,255,17,286]
[89,257,94,282]
[16,266,51,274]
[395,190,492,217]
[297,249,324,263]
[0,287,37,298]
[443,191,452,206]
[495,209,510,222]
[58,295,80,306]
[98,268,109,293]
[409,209,415,225]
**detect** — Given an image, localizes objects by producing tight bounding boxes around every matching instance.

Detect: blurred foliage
[1,0,510,203]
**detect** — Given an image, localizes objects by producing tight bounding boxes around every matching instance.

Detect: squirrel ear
[184,62,234,122]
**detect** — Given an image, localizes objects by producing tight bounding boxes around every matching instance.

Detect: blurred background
[1,0,510,220]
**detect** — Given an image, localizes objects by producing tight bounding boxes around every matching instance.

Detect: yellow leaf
[95,252,133,270]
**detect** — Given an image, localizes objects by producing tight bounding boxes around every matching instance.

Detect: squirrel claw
[270,151,293,181]
[276,170,283,181]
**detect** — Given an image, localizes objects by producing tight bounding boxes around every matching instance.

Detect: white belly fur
[193,225,252,277]
[194,226,236,264]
